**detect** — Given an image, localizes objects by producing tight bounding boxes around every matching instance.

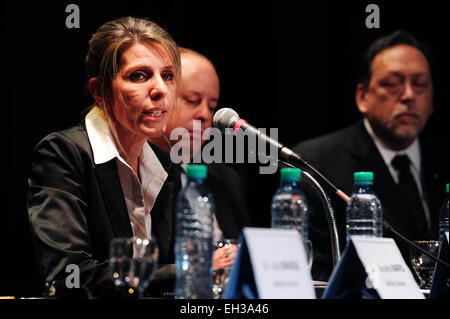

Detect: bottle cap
[354,171,373,185]
[186,164,207,179]
[446,183,449,193]
[280,168,301,182]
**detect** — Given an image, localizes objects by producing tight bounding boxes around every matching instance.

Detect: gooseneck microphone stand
[277,158,341,267]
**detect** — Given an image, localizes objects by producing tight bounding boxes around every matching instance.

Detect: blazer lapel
[148,143,181,264]
[151,179,177,263]
[420,136,445,238]
[95,159,133,238]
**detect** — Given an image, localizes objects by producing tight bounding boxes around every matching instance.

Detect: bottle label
[354,194,374,200]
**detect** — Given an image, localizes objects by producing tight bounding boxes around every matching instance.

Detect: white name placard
[243,227,315,299]
[351,236,424,299]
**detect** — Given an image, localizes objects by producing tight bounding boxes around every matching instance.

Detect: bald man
[148,48,250,297]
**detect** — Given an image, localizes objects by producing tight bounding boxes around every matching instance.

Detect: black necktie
[391,154,428,238]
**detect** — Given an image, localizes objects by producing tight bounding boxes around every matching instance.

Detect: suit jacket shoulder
[294,121,367,165]
[27,123,131,297]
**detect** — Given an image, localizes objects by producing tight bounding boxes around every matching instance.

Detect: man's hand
[212,244,238,271]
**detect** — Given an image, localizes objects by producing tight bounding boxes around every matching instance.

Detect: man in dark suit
[293,30,448,282]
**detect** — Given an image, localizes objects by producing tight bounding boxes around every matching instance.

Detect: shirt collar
[140,140,168,184]
[85,106,120,165]
[363,117,421,171]
[86,106,168,180]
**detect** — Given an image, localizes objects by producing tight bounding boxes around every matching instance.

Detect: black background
[2,0,448,297]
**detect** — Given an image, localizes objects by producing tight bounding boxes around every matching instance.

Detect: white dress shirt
[85,106,168,239]
[363,117,430,227]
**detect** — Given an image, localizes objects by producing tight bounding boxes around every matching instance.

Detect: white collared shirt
[85,106,168,239]
[363,117,430,227]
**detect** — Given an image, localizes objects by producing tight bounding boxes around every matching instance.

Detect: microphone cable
[383,220,448,267]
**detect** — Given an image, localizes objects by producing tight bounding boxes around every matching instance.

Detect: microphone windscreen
[213,108,240,132]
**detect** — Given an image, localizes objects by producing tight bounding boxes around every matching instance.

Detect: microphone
[213,108,350,202]
[213,108,300,163]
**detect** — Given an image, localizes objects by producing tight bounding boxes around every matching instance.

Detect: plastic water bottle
[271,168,309,251]
[346,172,383,238]
[439,183,449,239]
[174,164,214,299]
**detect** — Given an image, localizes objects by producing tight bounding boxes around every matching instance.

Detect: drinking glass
[304,240,313,270]
[109,237,159,298]
[410,240,440,290]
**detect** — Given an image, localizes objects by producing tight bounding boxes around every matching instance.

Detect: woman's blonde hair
[85,16,181,153]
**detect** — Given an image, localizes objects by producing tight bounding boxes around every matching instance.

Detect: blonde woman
[27,17,181,298]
